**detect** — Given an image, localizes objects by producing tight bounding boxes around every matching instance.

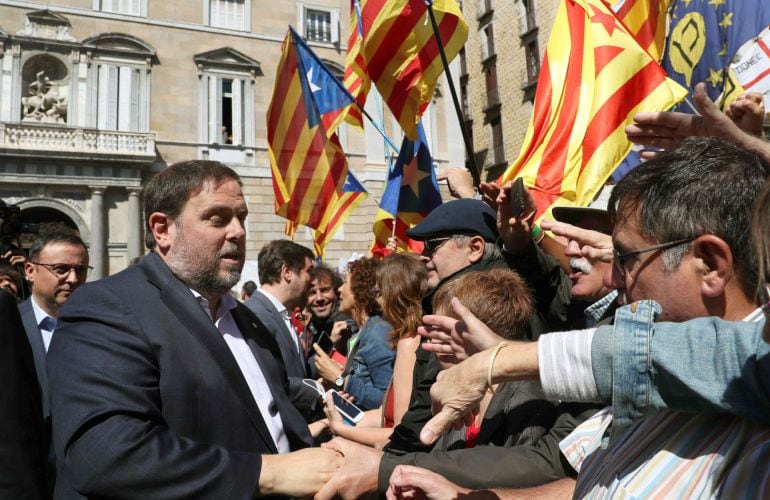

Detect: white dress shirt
[30,295,57,352]
[192,290,290,453]
[256,288,301,356]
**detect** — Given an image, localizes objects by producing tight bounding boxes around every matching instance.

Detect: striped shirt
[561,309,770,499]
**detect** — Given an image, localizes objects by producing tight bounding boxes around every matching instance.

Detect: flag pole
[423,0,481,187]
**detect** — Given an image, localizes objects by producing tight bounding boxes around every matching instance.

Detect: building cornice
[0,0,348,50]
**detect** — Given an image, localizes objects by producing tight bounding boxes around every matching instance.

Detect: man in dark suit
[20,230,90,497]
[48,161,341,499]
[245,240,321,418]
[0,289,47,499]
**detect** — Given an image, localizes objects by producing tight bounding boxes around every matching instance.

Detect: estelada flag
[499,0,687,220]
[267,28,356,240]
[313,169,368,258]
[346,0,467,139]
[611,0,670,61]
[371,123,442,257]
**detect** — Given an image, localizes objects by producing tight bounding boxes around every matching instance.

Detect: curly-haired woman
[315,257,395,410]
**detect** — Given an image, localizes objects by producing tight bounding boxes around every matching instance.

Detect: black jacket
[49,253,311,499]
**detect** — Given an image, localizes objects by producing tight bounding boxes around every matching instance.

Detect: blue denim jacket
[590,300,770,440]
[345,315,396,410]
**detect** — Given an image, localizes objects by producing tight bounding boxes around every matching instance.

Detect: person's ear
[282,264,293,283]
[149,212,174,253]
[692,235,733,298]
[24,261,35,285]
[467,235,486,264]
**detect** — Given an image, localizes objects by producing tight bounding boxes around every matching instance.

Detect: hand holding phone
[509,177,526,219]
[329,389,364,425]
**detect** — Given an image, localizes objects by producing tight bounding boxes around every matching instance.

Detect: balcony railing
[0,123,156,162]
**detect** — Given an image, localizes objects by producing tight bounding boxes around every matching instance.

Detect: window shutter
[210,0,221,27]
[233,0,245,30]
[106,66,119,130]
[331,9,340,43]
[130,68,140,130]
[97,64,119,130]
[118,67,133,131]
[231,79,243,145]
[208,76,222,143]
[298,5,306,38]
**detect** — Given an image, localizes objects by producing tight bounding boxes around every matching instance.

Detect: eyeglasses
[31,262,92,279]
[612,236,696,277]
[422,237,452,257]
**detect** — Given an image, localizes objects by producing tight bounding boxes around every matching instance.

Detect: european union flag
[664,0,770,106]
[291,26,355,128]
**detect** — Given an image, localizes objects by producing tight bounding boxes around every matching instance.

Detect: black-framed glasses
[612,236,696,277]
[31,262,92,279]
[422,237,452,257]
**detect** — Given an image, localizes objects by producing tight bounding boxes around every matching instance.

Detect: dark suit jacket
[19,298,49,418]
[0,290,47,499]
[244,291,320,416]
[19,297,56,497]
[48,253,312,499]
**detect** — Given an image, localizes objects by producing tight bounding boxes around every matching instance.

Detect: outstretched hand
[626,82,751,159]
[437,167,476,199]
[539,219,613,263]
[420,297,504,365]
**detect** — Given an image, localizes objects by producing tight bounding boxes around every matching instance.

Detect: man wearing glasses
[410,137,770,498]
[19,229,90,496]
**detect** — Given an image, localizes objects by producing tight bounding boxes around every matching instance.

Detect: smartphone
[509,177,526,218]
[302,378,326,399]
[330,390,364,425]
[314,330,334,354]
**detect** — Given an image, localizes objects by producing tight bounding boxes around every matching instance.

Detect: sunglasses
[422,237,452,257]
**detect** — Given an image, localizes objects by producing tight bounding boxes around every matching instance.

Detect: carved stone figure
[22,71,67,123]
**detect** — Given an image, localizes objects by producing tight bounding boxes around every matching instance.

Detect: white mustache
[569,256,592,274]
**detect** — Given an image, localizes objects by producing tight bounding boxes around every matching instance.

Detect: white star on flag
[306,67,321,93]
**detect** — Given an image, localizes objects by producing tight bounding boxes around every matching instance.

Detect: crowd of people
[2,80,770,499]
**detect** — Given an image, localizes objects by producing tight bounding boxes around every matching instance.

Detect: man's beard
[569,256,592,275]
[167,227,243,298]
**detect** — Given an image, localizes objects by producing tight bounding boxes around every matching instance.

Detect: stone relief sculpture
[22,70,68,123]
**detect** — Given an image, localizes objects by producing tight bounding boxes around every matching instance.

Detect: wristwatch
[334,374,344,388]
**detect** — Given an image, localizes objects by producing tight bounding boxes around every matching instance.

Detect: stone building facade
[0,0,464,278]
[458,0,557,182]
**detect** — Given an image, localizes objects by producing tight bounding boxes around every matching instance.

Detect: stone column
[126,187,143,262]
[89,186,108,279]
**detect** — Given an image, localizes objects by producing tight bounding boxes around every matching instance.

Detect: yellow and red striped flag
[312,168,368,257]
[268,29,364,251]
[612,0,670,61]
[324,0,371,133]
[344,0,468,139]
[499,0,687,220]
